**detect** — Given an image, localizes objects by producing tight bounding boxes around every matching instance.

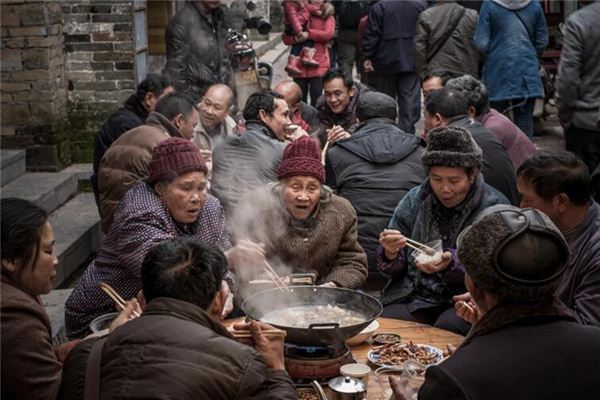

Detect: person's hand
[379,229,407,260]
[364,59,374,73]
[414,251,452,274]
[444,344,457,358]
[225,239,266,271]
[109,298,141,333]
[232,320,286,370]
[210,280,233,320]
[453,292,481,324]
[326,125,350,143]
[200,149,212,163]
[389,375,415,400]
[295,31,309,43]
[319,281,337,288]
[57,340,82,363]
[285,125,309,141]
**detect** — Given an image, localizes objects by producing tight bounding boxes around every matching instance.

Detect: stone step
[41,288,73,344]
[0,149,27,186]
[48,192,103,289]
[0,171,78,213]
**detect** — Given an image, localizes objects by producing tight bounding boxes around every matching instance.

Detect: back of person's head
[321,67,354,89]
[422,69,460,86]
[141,238,226,309]
[242,89,283,121]
[357,92,398,121]
[134,74,172,103]
[446,75,490,117]
[425,88,469,119]
[1,198,48,271]
[458,205,570,303]
[517,151,591,206]
[155,92,196,120]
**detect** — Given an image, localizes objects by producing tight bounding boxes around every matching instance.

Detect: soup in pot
[262,305,365,328]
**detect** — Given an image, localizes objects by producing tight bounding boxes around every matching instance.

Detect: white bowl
[345,320,379,346]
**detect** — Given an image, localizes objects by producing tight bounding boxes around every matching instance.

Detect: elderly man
[424,87,518,204]
[325,92,425,276]
[98,93,199,233]
[274,80,319,134]
[446,75,535,169]
[316,67,372,146]
[391,205,600,400]
[59,238,297,400]
[212,90,305,213]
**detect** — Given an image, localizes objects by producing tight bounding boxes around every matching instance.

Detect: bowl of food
[412,240,443,265]
[372,332,401,345]
[89,312,118,333]
[368,341,443,369]
[345,319,379,346]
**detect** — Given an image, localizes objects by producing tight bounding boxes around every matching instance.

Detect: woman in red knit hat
[232,136,368,290]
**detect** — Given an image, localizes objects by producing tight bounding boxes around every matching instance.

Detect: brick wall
[62,1,135,163]
[1,0,69,170]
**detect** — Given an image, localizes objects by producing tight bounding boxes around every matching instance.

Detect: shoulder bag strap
[513,10,534,43]
[427,7,467,64]
[84,337,107,400]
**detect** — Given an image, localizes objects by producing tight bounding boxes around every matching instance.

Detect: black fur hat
[422,126,482,170]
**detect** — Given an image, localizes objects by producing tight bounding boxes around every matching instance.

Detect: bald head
[274,80,303,111]
[199,84,234,129]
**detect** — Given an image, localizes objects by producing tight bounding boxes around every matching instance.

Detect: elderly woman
[234,136,368,289]
[377,127,509,334]
[65,138,251,339]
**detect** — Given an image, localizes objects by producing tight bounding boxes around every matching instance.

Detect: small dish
[372,332,401,345]
[346,320,379,346]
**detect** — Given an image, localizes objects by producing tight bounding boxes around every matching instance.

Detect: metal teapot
[312,376,367,400]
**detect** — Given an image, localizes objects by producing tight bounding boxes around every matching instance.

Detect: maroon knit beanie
[277,136,325,183]
[148,137,207,184]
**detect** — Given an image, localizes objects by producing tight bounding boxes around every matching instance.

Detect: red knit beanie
[277,136,324,183]
[148,137,207,184]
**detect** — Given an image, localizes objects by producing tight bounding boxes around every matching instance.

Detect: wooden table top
[225,317,464,400]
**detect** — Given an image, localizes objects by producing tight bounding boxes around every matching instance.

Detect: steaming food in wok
[261,305,365,328]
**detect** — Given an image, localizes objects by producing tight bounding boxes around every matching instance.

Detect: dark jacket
[419,301,600,400]
[164,2,231,103]
[60,297,297,400]
[316,81,372,140]
[300,101,320,133]
[362,0,427,73]
[555,1,600,131]
[1,273,62,400]
[211,122,287,213]
[450,116,519,205]
[558,201,600,327]
[92,96,147,205]
[414,1,480,78]
[325,118,426,274]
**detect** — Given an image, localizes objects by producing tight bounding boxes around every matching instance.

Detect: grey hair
[270,181,333,204]
[446,75,490,117]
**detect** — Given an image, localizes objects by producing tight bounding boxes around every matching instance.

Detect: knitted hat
[422,126,482,170]
[148,137,207,184]
[457,205,570,301]
[277,136,325,183]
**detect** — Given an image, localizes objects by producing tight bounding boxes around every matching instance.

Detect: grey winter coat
[414,1,480,78]
[325,118,426,274]
[555,1,600,132]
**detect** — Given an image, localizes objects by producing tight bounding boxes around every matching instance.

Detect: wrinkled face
[429,166,474,208]
[174,108,200,140]
[282,176,321,221]
[260,98,291,141]
[199,87,232,129]
[323,78,355,115]
[517,178,560,222]
[157,171,208,224]
[145,86,175,112]
[422,77,444,102]
[15,221,58,296]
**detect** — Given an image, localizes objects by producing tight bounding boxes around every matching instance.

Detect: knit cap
[277,136,325,183]
[148,137,207,184]
[422,126,482,170]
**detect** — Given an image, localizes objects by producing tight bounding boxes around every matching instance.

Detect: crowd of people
[2,0,600,399]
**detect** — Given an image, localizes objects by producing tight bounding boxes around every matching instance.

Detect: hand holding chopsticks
[231,320,287,370]
[99,282,141,318]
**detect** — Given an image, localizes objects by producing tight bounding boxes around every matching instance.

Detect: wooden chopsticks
[230,329,286,339]
[405,238,437,255]
[99,282,141,318]
[263,260,291,293]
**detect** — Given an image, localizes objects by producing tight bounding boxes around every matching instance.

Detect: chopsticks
[263,260,291,293]
[321,139,330,164]
[230,329,287,339]
[99,282,141,318]
[405,238,437,255]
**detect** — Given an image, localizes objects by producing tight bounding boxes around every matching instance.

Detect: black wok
[241,286,382,346]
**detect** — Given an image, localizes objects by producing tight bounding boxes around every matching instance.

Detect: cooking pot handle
[307,323,340,332]
[312,381,328,400]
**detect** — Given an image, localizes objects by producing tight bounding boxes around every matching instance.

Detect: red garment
[283,0,321,34]
[356,14,368,52]
[291,108,310,132]
[282,14,335,78]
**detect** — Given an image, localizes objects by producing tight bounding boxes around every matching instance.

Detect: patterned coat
[65,181,231,339]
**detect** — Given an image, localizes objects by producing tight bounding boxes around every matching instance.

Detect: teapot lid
[328,376,366,393]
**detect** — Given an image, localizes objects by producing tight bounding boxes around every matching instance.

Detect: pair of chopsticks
[405,238,437,255]
[99,282,141,318]
[230,329,287,339]
[263,261,291,293]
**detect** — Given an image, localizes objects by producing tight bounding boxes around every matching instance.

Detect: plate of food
[368,341,443,368]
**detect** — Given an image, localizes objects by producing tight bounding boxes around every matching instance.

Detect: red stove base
[284,343,355,380]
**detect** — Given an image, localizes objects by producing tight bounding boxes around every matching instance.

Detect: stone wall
[62,1,135,163]
[1,0,69,170]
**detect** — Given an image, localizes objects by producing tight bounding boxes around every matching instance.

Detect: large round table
[226,317,464,399]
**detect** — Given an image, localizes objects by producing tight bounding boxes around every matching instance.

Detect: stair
[0,149,26,186]
[1,172,79,213]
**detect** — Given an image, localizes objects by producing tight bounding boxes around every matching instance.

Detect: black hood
[334,118,421,164]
